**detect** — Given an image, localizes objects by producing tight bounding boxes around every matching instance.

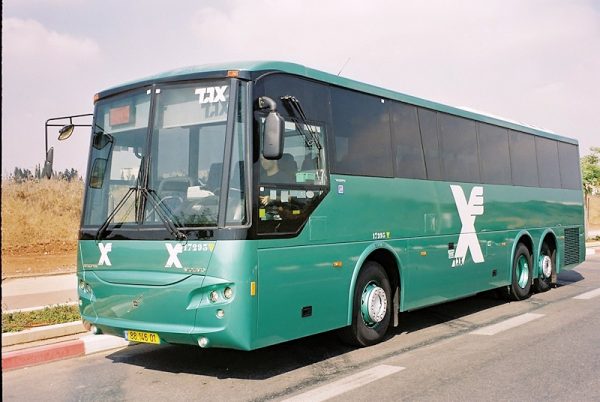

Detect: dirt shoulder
[2,252,77,279]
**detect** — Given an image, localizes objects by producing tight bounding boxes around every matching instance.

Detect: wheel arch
[346,243,403,326]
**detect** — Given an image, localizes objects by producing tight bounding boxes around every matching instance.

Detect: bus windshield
[82,79,246,235]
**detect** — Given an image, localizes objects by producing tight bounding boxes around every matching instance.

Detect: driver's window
[260,121,326,185]
[258,119,328,233]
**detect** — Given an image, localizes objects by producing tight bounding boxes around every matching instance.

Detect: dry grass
[1,179,83,255]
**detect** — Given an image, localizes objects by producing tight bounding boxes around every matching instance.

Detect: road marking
[282,365,404,402]
[573,287,600,300]
[470,313,544,336]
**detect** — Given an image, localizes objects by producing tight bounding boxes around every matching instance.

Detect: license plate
[125,330,160,344]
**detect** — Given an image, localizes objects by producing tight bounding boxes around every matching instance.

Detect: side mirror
[89,158,108,189]
[259,97,284,160]
[93,131,114,150]
[42,147,54,179]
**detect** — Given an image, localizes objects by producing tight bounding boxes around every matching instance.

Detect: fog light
[79,280,85,290]
[223,287,233,299]
[198,337,209,348]
[91,325,101,335]
[216,309,225,319]
[209,291,218,303]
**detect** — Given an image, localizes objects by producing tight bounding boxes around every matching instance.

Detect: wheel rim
[360,282,387,326]
[539,255,552,278]
[516,255,530,288]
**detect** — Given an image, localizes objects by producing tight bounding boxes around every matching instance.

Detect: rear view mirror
[263,111,284,159]
[89,158,108,188]
[259,96,284,160]
[93,132,114,150]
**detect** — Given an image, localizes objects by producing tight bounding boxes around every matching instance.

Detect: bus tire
[339,261,392,347]
[534,243,555,293]
[507,243,533,300]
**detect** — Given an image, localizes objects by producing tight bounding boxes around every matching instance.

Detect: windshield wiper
[95,156,145,241]
[142,188,187,241]
[94,156,186,242]
[95,186,137,241]
[281,96,322,151]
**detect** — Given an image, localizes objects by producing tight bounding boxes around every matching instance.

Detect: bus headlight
[223,287,233,299]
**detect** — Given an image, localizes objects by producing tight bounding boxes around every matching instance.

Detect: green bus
[76,61,585,349]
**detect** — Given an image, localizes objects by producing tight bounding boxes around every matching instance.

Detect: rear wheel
[534,242,555,293]
[339,261,392,347]
[505,243,533,300]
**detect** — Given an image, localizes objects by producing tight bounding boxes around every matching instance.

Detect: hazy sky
[3,0,599,177]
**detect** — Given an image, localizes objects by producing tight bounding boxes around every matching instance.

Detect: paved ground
[3,253,600,401]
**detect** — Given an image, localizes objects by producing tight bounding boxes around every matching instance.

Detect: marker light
[223,287,233,299]
[209,291,218,303]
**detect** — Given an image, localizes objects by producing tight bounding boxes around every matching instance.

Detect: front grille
[563,227,580,266]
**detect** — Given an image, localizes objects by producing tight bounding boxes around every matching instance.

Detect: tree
[581,147,600,231]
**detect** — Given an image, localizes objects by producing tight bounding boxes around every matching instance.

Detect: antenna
[337,57,351,76]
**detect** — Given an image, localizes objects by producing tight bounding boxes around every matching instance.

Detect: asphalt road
[4,255,600,402]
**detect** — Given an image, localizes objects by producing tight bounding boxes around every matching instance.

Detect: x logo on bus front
[98,243,112,266]
[165,243,183,268]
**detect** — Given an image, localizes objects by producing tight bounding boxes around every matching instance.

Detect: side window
[418,108,442,180]
[260,121,326,185]
[330,87,393,177]
[390,102,426,179]
[254,74,331,235]
[257,120,327,234]
[509,130,539,187]
[535,137,561,188]
[438,113,480,183]
[478,123,511,185]
[558,142,582,190]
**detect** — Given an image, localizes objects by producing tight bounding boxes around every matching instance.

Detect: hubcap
[539,255,552,278]
[361,282,387,326]
[516,255,530,288]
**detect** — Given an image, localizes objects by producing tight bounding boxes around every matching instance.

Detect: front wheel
[339,261,392,347]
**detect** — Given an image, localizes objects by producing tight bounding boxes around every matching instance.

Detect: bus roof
[101,60,578,145]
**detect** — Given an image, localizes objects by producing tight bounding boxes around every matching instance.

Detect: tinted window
[438,114,480,183]
[418,108,442,180]
[262,74,331,123]
[390,102,426,179]
[478,123,511,185]
[509,130,539,187]
[535,137,561,188]
[330,87,393,177]
[558,142,581,189]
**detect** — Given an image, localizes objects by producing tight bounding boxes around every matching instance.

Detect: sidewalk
[2,273,132,371]
[2,273,78,311]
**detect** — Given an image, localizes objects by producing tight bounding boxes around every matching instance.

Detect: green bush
[2,305,81,333]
